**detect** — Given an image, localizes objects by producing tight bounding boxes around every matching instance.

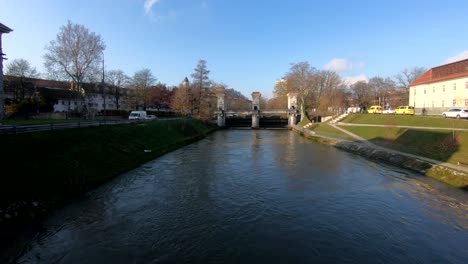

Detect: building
[3,75,131,115]
[0,22,13,120]
[409,59,468,115]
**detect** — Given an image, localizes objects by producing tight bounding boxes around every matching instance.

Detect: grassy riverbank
[0,119,215,208]
[295,114,468,188]
[338,114,468,165]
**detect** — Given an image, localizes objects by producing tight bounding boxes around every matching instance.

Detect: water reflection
[3,130,468,264]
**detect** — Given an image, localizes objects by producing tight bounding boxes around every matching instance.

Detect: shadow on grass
[367,129,459,163]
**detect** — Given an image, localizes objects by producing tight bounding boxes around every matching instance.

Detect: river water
[4,130,468,263]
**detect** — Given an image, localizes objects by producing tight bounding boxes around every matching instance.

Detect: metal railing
[0,118,183,135]
[0,120,133,135]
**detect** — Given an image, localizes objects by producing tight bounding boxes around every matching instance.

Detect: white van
[128,111,147,120]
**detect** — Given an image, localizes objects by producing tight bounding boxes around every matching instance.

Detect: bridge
[213,88,299,129]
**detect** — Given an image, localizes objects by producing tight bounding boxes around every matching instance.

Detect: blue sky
[2,0,468,98]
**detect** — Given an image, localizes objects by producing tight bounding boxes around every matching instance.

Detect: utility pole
[102,52,106,121]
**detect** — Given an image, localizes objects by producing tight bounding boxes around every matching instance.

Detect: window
[443,85,445,92]
[74,102,78,105]
[453,99,457,106]
[465,99,468,106]
[466,82,468,89]
[61,100,65,105]
[424,88,426,94]
[432,101,435,108]
[433,87,435,93]
[453,83,457,90]
[442,100,445,107]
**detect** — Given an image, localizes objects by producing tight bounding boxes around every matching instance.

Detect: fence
[0,120,132,135]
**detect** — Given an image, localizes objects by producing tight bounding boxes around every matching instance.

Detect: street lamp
[101,51,106,121]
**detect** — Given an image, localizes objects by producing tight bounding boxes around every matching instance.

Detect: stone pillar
[251,92,261,111]
[288,113,297,128]
[251,92,261,129]
[215,87,225,127]
[287,92,298,128]
[251,112,260,129]
[287,92,298,111]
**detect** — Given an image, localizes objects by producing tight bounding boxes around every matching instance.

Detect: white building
[409,59,468,115]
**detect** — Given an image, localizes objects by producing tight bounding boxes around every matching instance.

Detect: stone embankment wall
[292,125,468,189]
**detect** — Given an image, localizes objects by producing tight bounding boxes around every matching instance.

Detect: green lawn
[0,119,214,205]
[309,124,355,141]
[342,125,468,165]
[341,113,468,129]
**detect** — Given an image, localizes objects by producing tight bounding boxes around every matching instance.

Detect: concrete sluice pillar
[251,111,260,129]
[288,113,297,128]
[215,87,226,128]
[251,92,261,129]
[287,92,299,128]
[217,112,225,127]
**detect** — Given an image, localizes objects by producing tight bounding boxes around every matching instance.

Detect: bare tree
[130,68,156,110]
[106,69,131,88]
[44,21,105,111]
[5,58,39,78]
[351,81,372,109]
[395,67,427,89]
[313,70,342,113]
[314,70,343,114]
[285,62,316,121]
[5,58,40,102]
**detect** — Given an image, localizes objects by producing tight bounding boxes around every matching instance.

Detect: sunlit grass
[342,126,468,165]
[309,124,355,141]
[341,113,468,129]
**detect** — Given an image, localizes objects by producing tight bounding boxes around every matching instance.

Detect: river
[3,130,468,263]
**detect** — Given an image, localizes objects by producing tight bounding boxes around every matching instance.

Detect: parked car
[367,105,382,114]
[145,115,158,120]
[382,107,395,114]
[395,106,415,115]
[442,108,468,119]
[346,106,360,113]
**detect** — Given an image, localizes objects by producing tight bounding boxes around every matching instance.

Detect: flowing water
[4,130,468,263]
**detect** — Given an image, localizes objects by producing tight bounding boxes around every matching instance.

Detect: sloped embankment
[292,125,468,189]
[0,119,215,239]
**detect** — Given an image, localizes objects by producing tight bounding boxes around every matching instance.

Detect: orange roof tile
[410,59,468,86]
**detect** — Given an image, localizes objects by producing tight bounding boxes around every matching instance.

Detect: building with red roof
[409,58,468,115]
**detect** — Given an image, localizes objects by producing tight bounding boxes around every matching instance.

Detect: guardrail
[0,120,135,135]
[0,118,183,135]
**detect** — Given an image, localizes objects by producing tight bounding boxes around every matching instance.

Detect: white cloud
[323,58,365,72]
[144,0,177,22]
[324,58,350,72]
[144,0,160,15]
[343,75,368,85]
[445,51,468,64]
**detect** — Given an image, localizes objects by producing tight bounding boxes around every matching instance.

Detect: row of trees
[271,62,426,120]
[3,21,250,119]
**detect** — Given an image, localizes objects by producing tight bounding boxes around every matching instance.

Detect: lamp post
[101,52,106,121]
